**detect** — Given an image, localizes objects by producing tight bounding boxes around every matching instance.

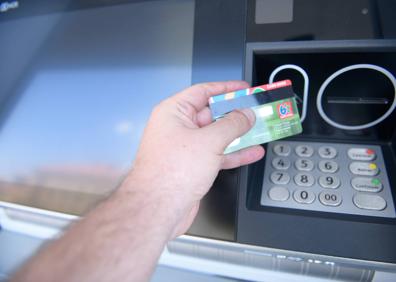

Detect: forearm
[11,80,263,282]
[12,173,181,282]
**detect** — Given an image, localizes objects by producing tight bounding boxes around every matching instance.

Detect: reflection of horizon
[13,163,128,195]
[0,163,129,215]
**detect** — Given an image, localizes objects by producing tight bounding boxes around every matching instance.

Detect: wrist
[123,167,196,210]
[115,171,192,239]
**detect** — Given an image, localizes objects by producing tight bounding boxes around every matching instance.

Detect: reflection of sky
[0,0,194,182]
[0,68,186,177]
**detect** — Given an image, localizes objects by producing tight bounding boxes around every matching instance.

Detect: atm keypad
[261,141,396,218]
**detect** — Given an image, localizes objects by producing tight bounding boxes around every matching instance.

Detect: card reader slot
[326,97,390,105]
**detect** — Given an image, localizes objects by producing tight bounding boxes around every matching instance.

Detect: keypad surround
[260,141,396,218]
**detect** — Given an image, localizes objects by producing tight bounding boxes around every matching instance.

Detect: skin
[12,81,265,282]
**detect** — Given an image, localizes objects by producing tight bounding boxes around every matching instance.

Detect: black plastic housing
[237,40,396,263]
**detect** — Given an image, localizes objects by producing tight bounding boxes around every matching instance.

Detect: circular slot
[316,64,396,130]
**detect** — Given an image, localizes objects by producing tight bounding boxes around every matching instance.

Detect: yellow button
[369,163,377,170]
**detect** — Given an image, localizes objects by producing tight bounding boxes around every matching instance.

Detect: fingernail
[240,108,256,125]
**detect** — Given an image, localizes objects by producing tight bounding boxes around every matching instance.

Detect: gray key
[319,191,342,206]
[268,186,290,201]
[318,146,337,159]
[294,173,315,186]
[347,148,376,161]
[293,189,315,204]
[270,171,290,185]
[351,177,383,192]
[353,194,387,210]
[295,145,314,157]
[318,160,338,173]
[272,157,291,170]
[349,162,379,176]
[319,175,340,189]
[273,144,291,156]
[295,159,314,171]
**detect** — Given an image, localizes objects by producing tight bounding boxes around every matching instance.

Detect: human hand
[12,82,265,282]
[125,81,265,238]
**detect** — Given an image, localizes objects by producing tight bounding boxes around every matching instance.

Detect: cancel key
[349,162,379,176]
[348,148,376,161]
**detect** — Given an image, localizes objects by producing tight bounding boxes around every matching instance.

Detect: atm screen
[0,0,195,215]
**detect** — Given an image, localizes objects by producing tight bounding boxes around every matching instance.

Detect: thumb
[204,108,256,151]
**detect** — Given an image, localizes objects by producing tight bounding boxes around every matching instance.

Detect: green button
[371,178,381,186]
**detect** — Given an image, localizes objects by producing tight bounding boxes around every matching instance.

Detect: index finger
[173,80,250,111]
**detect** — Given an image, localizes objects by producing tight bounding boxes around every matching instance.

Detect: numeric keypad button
[272,157,291,170]
[295,159,314,171]
[270,171,290,185]
[294,173,315,187]
[319,191,342,206]
[273,144,291,156]
[295,145,314,157]
[318,146,337,159]
[293,189,315,204]
[319,175,341,189]
[318,160,339,173]
[268,186,290,201]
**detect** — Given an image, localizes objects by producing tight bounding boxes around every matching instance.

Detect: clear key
[349,162,379,176]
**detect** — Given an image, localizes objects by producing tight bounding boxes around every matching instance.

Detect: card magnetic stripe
[210,86,295,118]
[208,80,292,104]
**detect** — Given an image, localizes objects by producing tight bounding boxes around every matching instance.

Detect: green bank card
[224,97,302,154]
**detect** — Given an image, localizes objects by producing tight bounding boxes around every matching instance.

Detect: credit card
[209,80,302,154]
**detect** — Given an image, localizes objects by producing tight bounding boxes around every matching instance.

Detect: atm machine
[0,0,395,281]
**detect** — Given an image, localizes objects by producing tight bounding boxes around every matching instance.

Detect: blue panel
[0,0,195,214]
